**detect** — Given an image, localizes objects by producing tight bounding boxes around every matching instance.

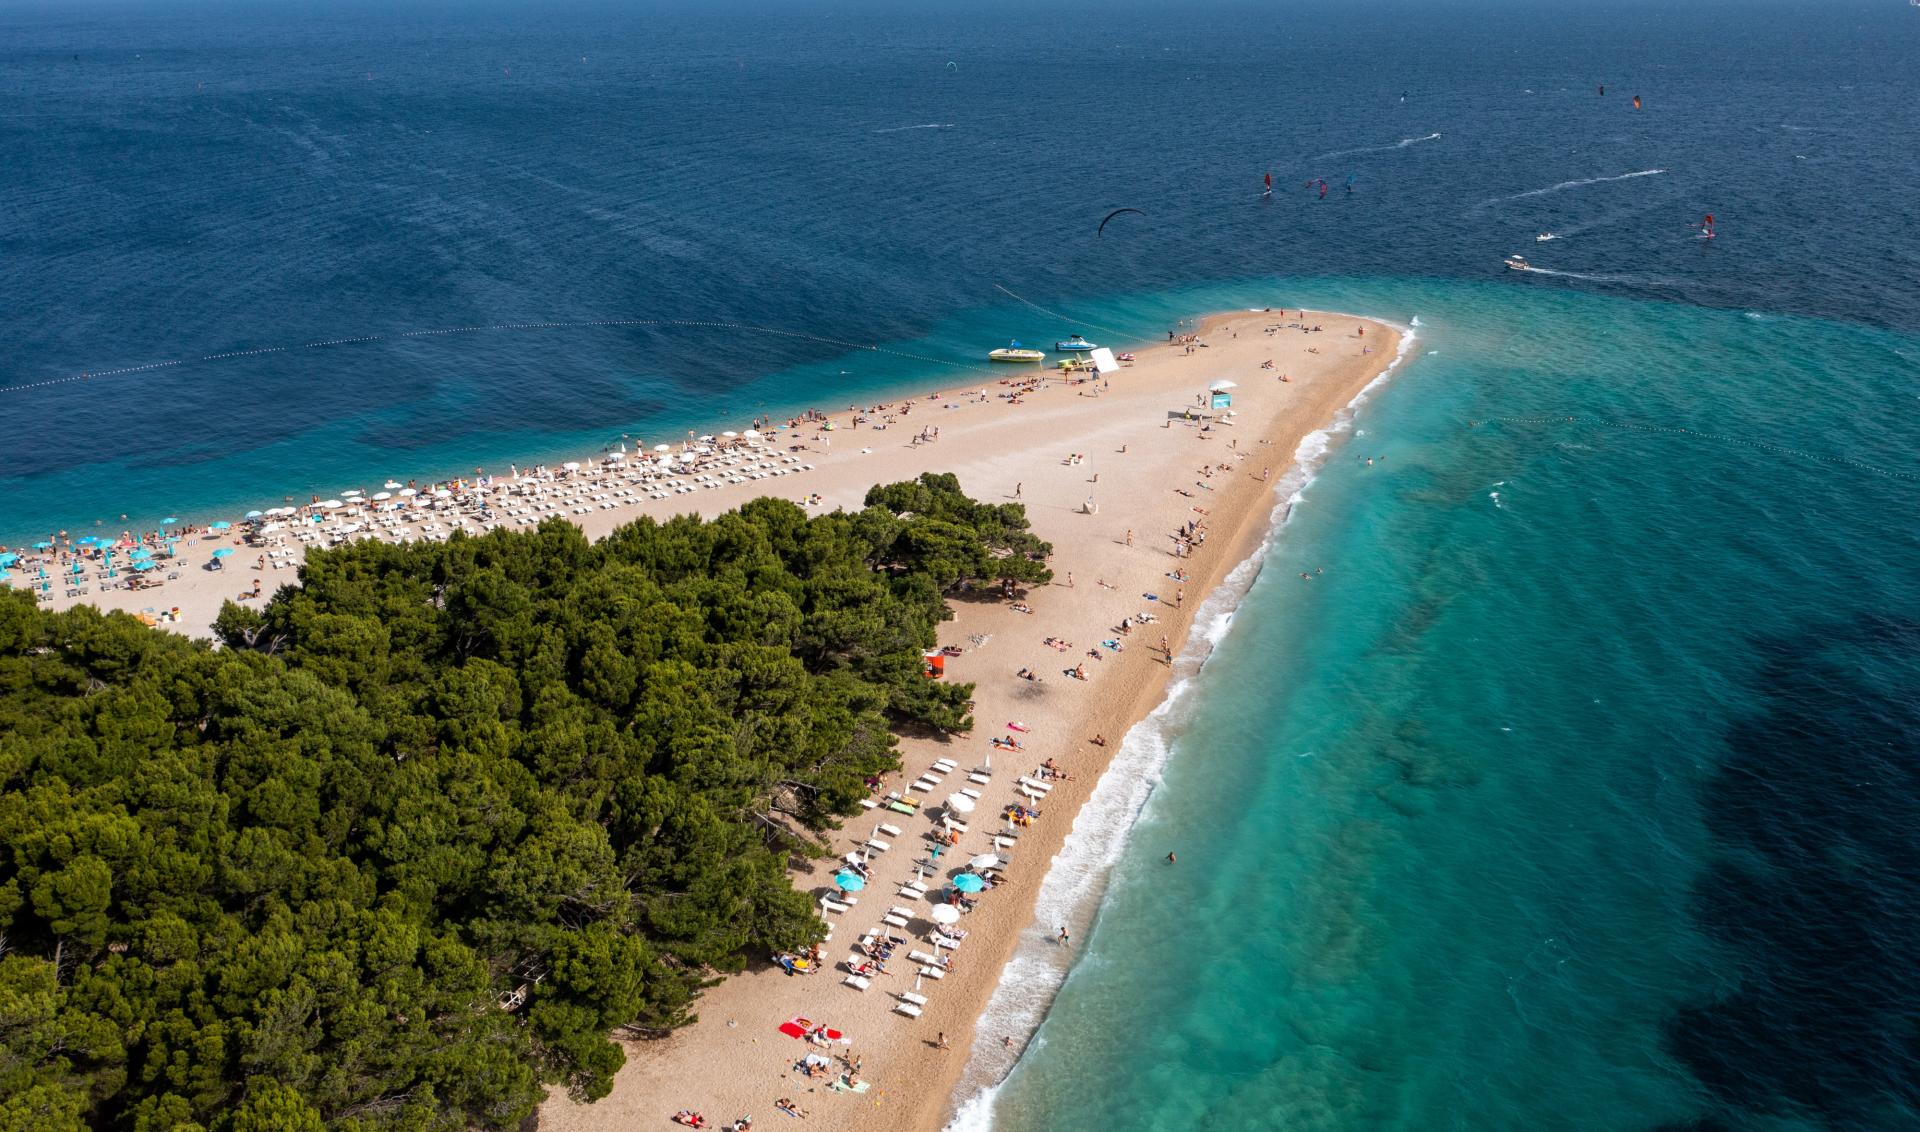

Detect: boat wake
[874,123,957,133]
[1476,168,1667,209]
[942,321,1421,1132]
[1300,131,1441,164]
[1515,264,1673,288]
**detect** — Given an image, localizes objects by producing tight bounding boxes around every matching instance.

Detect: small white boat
[1504,255,1532,271]
[1536,232,1558,242]
[988,340,1045,363]
[1054,334,1096,352]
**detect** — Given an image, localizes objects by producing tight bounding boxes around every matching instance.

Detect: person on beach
[937,1032,950,1050]
[1057,926,1071,946]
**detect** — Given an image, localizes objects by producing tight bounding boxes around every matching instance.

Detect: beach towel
[1007,721,1030,732]
[778,1019,809,1039]
[831,1079,873,1094]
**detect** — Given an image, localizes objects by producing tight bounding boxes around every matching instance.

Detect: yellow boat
[989,340,1046,363]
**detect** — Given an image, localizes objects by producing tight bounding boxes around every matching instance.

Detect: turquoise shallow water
[952,279,1920,1131]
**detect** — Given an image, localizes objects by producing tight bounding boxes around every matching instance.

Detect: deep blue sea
[6,2,1920,1129]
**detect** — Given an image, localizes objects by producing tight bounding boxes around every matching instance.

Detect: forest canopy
[0,476,1049,1131]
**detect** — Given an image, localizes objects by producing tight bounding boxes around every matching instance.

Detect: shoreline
[531,309,1408,1132]
[0,302,1180,550]
[940,322,1417,1130]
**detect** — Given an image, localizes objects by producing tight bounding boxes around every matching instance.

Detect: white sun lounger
[910,779,935,793]
[894,1002,922,1018]
[821,898,850,914]
[865,838,891,853]
[959,788,982,800]
[877,823,903,837]
[932,758,958,771]
[909,950,940,966]
[900,991,929,1006]
[883,913,909,928]
[918,965,946,980]
[844,975,871,991]
[968,772,991,785]
[931,935,958,950]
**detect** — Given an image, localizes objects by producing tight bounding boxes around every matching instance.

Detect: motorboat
[1054,334,1096,352]
[989,341,1046,363]
[1504,255,1532,271]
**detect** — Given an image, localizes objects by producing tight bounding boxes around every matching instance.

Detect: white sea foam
[874,123,957,133]
[942,318,1419,1132]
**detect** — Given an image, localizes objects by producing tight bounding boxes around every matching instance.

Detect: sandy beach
[8,307,1404,1131]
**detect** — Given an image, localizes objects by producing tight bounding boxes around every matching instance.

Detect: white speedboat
[1504,255,1532,271]
[1054,334,1097,352]
[989,341,1045,363]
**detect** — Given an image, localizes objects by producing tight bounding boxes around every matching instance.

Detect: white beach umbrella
[1208,379,1238,391]
[945,793,976,814]
[563,461,581,472]
[433,488,452,498]
[260,523,284,533]
[968,853,1000,870]
[398,488,418,497]
[319,499,344,510]
[721,430,738,439]
[653,444,672,454]
[342,488,364,497]
[929,904,962,925]
[372,491,392,501]
[698,434,715,442]
[606,451,625,461]
[743,429,761,439]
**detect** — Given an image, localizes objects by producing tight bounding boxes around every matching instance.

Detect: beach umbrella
[244,510,264,519]
[968,853,1000,870]
[929,904,962,925]
[606,451,625,461]
[209,521,232,531]
[653,444,671,454]
[211,548,233,559]
[318,499,342,510]
[33,541,52,549]
[129,547,152,559]
[951,873,987,894]
[563,461,581,471]
[721,430,738,439]
[432,488,452,499]
[743,429,761,439]
[132,560,157,572]
[372,492,392,501]
[945,793,976,814]
[342,489,363,497]
[1208,379,1238,391]
[833,871,866,892]
[0,553,16,567]
[398,488,417,497]
[71,563,84,575]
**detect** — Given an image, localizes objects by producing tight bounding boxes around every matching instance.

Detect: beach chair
[820,898,850,914]
[909,950,940,966]
[865,838,890,854]
[909,779,935,793]
[899,992,929,1007]
[883,913,909,928]
[959,788,983,800]
[968,772,992,785]
[859,799,878,810]
[894,1003,922,1019]
[843,975,871,992]
[932,935,959,950]
[877,823,903,837]
[918,965,946,980]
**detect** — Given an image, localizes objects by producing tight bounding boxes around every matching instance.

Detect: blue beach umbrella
[833,871,866,892]
[70,563,84,575]
[210,521,232,531]
[244,510,263,519]
[211,548,234,559]
[132,560,157,572]
[33,541,52,549]
[129,547,152,559]
[950,873,987,894]
[0,553,17,567]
